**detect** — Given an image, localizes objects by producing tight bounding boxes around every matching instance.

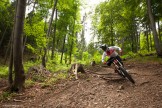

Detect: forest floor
[0,60,162,108]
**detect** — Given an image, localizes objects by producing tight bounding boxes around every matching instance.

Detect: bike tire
[119,66,135,84]
[116,69,125,78]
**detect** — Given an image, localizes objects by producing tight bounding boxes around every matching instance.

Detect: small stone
[119,85,124,90]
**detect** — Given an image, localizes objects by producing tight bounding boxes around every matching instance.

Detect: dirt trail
[1,62,162,108]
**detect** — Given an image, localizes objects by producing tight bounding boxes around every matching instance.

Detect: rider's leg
[106,57,114,66]
[106,57,118,73]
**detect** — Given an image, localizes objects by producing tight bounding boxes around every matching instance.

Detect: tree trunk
[157,18,161,42]
[145,25,150,52]
[43,0,58,65]
[148,25,153,51]
[60,35,66,64]
[42,48,47,67]
[137,31,140,51]
[8,0,18,87]
[12,0,26,92]
[146,0,162,57]
[42,12,48,67]
[69,3,77,64]
[51,9,58,60]
[46,0,58,38]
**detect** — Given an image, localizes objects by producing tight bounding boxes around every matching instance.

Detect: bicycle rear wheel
[119,66,135,84]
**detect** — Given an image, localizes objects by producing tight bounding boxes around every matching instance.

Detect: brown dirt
[1,61,162,108]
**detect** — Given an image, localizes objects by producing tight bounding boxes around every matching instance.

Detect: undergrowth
[122,51,162,64]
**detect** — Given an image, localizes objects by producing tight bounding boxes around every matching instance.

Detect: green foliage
[57,72,67,79]
[121,50,162,64]
[127,54,162,64]
[24,61,40,72]
[32,74,46,82]
[0,1,14,56]
[45,77,57,85]
[137,50,155,56]
[46,57,70,72]
[0,66,8,78]
[122,51,137,59]
[140,33,154,51]
[93,51,102,63]
[92,0,159,53]
[24,21,46,55]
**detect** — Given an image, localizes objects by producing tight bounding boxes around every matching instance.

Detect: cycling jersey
[101,46,122,62]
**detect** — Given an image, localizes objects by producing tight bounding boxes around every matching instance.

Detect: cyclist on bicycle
[100,44,123,66]
[100,44,135,84]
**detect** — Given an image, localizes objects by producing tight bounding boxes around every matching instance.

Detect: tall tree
[146,0,162,57]
[12,0,26,92]
[42,0,58,67]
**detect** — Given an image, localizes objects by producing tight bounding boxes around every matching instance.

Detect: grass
[123,51,162,64]
[25,79,35,88]
[130,55,162,64]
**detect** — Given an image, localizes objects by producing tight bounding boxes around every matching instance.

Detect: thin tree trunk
[146,25,150,52]
[138,32,141,51]
[69,22,76,64]
[60,35,66,64]
[42,14,48,67]
[43,0,58,67]
[12,0,26,92]
[8,0,18,87]
[69,10,76,64]
[42,48,47,67]
[51,9,58,60]
[157,18,161,42]
[147,0,162,57]
[148,25,153,51]
[46,0,58,38]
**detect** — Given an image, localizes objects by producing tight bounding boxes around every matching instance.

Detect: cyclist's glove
[103,62,107,64]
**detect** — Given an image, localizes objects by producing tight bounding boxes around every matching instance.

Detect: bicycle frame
[112,58,123,69]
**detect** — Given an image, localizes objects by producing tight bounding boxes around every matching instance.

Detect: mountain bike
[112,58,135,84]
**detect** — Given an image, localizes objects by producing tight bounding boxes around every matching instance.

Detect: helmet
[100,44,107,51]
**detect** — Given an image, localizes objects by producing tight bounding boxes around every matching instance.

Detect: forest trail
[1,61,162,108]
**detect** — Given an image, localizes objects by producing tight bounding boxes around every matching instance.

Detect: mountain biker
[100,44,123,66]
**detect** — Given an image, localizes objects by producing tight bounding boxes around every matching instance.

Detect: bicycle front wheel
[119,66,135,84]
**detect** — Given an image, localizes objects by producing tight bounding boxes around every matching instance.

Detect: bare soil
[1,61,162,108]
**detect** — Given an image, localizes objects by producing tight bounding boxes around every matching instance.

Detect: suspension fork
[113,59,123,71]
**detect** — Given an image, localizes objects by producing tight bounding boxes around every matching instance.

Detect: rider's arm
[113,46,122,55]
[101,52,106,63]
